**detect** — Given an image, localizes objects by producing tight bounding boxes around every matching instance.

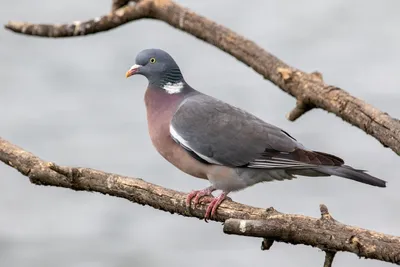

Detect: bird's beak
[125,64,142,78]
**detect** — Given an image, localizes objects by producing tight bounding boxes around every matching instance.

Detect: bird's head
[126,49,185,94]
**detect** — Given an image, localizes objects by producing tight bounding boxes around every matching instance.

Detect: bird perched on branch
[125,48,386,221]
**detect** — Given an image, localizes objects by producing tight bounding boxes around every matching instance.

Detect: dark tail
[317,165,386,187]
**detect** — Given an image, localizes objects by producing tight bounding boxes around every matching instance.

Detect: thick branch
[4,0,400,155]
[223,217,400,264]
[1,136,400,264]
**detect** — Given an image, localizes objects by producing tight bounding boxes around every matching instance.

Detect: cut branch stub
[286,100,315,121]
[323,251,336,267]
[277,68,315,121]
[112,0,131,11]
[319,204,337,223]
[261,238,275,250]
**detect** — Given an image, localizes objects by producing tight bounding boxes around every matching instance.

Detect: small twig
[261,238,274,250]
[280,69,317,121]
[323,251,336,267]
[286,100,314,121]
[319,204,337,222]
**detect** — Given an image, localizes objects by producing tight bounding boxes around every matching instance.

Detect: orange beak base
[125,64,141,78]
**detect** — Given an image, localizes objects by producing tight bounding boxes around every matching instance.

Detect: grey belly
[206,166,296,192]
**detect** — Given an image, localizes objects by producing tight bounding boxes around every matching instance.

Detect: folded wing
[170,93,344,169]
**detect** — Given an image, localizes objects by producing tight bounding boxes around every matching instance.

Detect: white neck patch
[162,81,184,94]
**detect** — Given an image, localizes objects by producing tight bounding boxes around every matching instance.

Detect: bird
[125,48,386,221]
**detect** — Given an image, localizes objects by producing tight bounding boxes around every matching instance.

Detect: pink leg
[186,186,215,207]
[204,192,228,222]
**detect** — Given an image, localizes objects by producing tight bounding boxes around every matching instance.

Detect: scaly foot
[186,186,215,207]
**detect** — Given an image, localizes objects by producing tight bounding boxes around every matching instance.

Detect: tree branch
[1,136,399,265]
[223,204,400,264]
[5,0,400,156]
[5,1,153,37]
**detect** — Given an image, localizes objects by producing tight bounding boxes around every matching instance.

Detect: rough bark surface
[5,0,400,156]
[224,205,400,264]
[1,137,399,265]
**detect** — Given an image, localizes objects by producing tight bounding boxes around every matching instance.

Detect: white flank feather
[169,124,221,164]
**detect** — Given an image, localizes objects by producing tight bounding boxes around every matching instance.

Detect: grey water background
[1,0,400,266]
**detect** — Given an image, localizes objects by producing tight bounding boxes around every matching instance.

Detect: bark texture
[1,137,399,265]
[5,0,400,156]
[224,205,400,264]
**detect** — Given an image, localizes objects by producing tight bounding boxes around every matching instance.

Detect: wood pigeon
[125,48,386,221]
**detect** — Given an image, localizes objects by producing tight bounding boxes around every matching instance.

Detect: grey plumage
[170,93,386,188]
[171,93,303,166]
[126,48,386,220]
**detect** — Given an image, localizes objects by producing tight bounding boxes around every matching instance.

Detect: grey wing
[170,94,332,169]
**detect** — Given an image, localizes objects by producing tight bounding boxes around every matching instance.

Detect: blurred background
[1,0,400,266]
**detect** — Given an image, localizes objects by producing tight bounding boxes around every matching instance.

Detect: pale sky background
[1,1,400,266]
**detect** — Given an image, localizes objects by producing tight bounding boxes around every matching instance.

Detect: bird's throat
[144,86,185,120]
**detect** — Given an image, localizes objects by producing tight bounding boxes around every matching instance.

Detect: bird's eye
[150,58,156,63]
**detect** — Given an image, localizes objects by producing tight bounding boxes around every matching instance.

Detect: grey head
[126,49,189,94]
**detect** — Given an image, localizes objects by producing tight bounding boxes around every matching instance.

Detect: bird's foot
[204,192,228,222]
[186,186,215,207]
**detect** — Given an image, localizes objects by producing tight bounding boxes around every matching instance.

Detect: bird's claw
[204,192,227,222]
[186,186,215,208]
[186,188,228,222]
